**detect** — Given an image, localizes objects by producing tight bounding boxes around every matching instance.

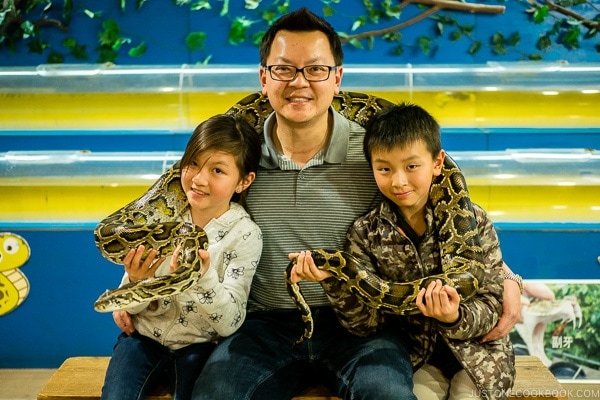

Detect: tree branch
[536,0,600,31]
[341,0,506,43]
[405,0,505,14]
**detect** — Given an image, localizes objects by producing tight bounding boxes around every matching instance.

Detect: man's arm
[481,262,523,342]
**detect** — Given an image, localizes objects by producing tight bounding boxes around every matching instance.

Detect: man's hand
[481,278,522,342]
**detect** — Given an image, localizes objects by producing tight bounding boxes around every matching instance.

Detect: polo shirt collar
[259,106,349,169]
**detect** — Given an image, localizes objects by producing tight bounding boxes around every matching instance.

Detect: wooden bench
[37,355,567,400]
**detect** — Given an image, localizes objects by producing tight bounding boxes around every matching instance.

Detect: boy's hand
[416,279,460,324]
[288,251,332,283]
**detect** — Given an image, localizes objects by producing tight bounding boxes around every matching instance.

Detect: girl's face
[371,140,444,220]
[181,150,254,226]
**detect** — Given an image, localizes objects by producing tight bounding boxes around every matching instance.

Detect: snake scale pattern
[93,167,208,312]
[94,91,485,345]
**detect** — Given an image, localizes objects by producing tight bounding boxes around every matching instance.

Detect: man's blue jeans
[101,332,215,400]
[192,307,415,400]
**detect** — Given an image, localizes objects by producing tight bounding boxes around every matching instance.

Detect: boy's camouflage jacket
[322,199,515,400]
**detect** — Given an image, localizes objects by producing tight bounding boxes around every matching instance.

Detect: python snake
[94,91,485,344]
[93,167,208,312]
[93,91,392,312]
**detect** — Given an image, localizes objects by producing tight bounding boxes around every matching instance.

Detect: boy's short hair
[363,102,442,165]
[259,7,344,66]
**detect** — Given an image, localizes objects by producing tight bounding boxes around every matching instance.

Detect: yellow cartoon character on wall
[0,232,31,316]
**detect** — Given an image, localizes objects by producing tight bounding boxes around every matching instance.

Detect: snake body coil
[93,167,208,312]
[93,91,392,312]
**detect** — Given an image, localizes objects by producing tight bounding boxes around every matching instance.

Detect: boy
[295,103,516,399]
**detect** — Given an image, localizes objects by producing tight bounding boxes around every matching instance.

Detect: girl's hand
[170,245,210,276]
[124,245,164,282]
[416,279,460,324]
[287,251,332,283]
[113,310,135,335]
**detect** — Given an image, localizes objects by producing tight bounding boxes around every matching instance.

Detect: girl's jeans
[101,331,215,400]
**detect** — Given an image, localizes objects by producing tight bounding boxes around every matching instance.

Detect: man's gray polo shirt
[246,107,380,310]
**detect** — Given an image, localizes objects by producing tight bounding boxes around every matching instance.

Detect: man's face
[259,30,342,127]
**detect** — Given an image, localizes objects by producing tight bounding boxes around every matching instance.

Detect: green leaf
[352,17,366,32]
[436,21,444,36]
[468,41,481,55]
[191,1,212,11]
[198,55,212,65]
[251,31,264,46]
[97,46,118,63]
[186,32,206,51]
[20,20,36,39]
[417,36,432,55]
[47,51,64,63]
[391,44,403,56]
[561,26,581,49]
[492,43,507,55]
[323,4,334,17]
[537,35,552,50]
[63,0,73,25]
[228,17,253,45]
[128,42,146,57]
[99,20,121,46]
[348,38,364,49]
[449,30,462,42]
[112,37,130,51]
[584,28,597,39]
[367,36,374,50]
[549,21,562,36]
[461,24,474,34]
[383,31,401,42]
[492,32,505,45]
[28,40,49,54]
[245,0,260,10]
[533,5,549,24]
[84,9,102,18]
[0,9,9,26]
[63,37,77,49]
[507,32,520,47]
[219,0,229,16]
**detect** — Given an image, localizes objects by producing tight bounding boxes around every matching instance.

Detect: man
[191,8,416,399]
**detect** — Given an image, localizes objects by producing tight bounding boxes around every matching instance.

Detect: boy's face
[371,140,444,218]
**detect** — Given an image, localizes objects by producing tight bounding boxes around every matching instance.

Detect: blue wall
[1,1,598,66]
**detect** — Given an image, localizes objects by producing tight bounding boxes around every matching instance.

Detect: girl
[101,114,263,400]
